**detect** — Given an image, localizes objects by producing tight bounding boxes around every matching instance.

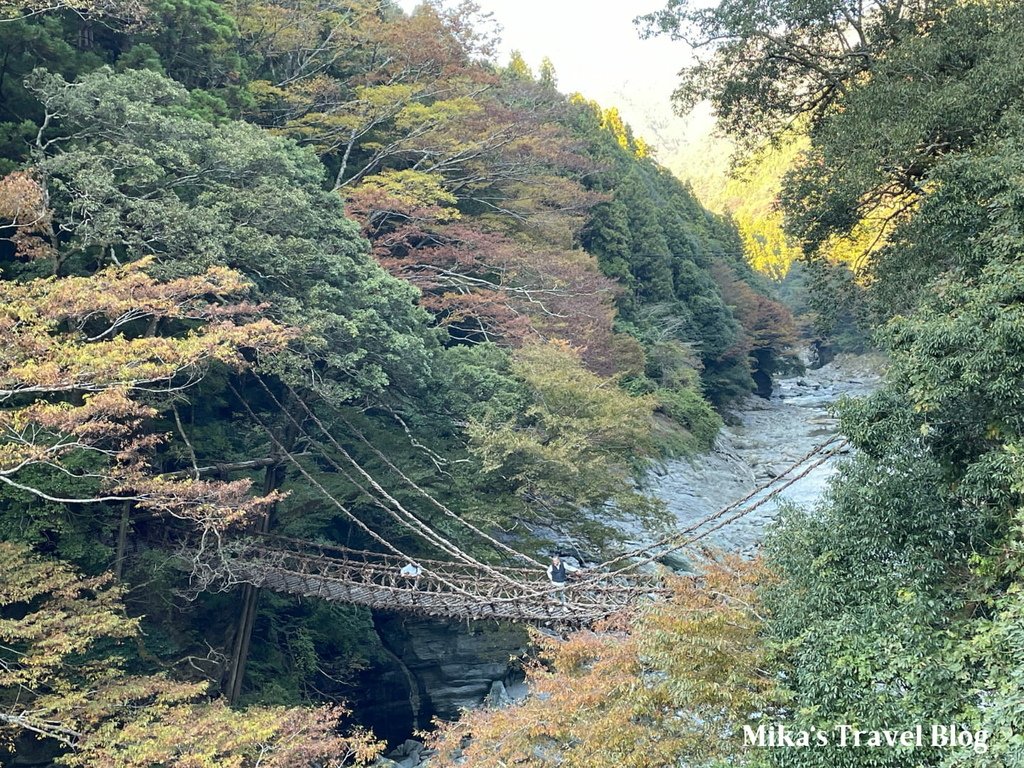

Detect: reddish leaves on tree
[346,175,620,373]
[0,171,54,261]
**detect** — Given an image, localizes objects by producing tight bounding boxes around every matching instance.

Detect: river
[645,353,882,556]
[361,353,884,763]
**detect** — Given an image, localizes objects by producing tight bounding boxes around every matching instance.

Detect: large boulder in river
[657,550,693,573]
[808,339,836,369]
[484,679,513,708]
[386,738,425,768]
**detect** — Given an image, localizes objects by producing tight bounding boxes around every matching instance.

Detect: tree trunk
[113,502,130,581]
[224,391,293,704]
[225,467,276,704]
[226,581,260,704]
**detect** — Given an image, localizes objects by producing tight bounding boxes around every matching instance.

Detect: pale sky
[396,0,710,163]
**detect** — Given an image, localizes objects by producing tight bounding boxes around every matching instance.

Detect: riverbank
[646,352,883,554]
[363,353,884,763]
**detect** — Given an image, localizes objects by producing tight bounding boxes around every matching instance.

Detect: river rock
[361,353,884,752]
[484,679,512,708]
[387,739,425,763]
[656,550,693,573]
[506,677,529,700]
[375,614,527,721]
[645,353,882,553]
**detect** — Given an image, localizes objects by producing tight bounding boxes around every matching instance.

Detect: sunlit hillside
[606,86,804,280]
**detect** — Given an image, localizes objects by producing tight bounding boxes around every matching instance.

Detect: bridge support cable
[254,380,486,571]
[579,437,849,580]
[260,377,496,569]
[593,436,843,569]
[606,441,848,576]
[235,382,566,606]
[252,377,536,588]
[216,384,850,622]
[227,381,482,599]
[289,382,545,568]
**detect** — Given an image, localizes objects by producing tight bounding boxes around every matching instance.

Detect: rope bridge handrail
[217,379,850,623]
[204,535,667,624]
[577,436,849,582]
[235,537,665,594]
[249,533,544,578]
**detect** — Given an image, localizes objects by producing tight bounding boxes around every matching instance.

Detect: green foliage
[438,343,526,424]
[505,50,533,81]
[241,595,383,707]
[957,501,1024,768]
[743,6,1024,763]
[0,542,384,767]
[763,455,976,767]
[538,56,557,89]
[654,385,723,454]
[684,134,807,279]
[782,2,1024,260]
[761,249,1024,756]
[33,67,435,401]
[644,1,1024,766]
[616,169,676,303]
[0,16,111,172]
[569,96,796,406]
[0,0,810,757]
[581,198,633,284]
[640,0,943,149]
[141,0,241,89]
[468,340,664,539]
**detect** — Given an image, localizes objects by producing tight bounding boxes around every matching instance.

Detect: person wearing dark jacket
[545,554,579,604]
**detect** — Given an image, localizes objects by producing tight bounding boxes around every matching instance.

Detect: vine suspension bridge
[198,380,848,626]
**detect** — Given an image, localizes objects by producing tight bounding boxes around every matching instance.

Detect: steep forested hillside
[0,0,797,763]
[438,1,1024,766]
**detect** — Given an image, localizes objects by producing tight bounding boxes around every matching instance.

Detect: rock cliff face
[356,614,527,744]
[2,733,62,767]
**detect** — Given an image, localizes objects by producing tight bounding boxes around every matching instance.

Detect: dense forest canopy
[9,0,1023,765]
[437,0,1024,766]
[0,0,802,764]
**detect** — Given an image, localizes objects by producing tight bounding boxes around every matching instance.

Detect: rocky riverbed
[646,352,883,555]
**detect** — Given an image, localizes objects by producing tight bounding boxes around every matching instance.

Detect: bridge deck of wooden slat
[219,537,663,624]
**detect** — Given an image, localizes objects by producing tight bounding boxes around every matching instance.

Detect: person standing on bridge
[546,554,578,604]
[400,561,422,589]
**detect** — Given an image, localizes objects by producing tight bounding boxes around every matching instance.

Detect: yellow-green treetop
[467,340,662,527]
